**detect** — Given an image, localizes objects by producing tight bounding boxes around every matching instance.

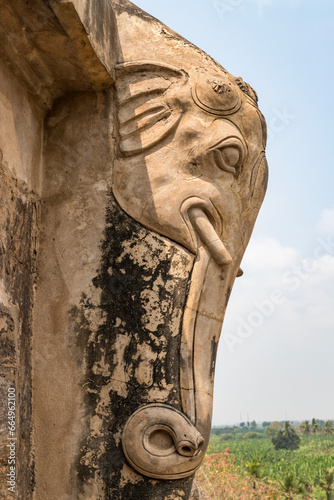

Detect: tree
[318,467,334,500]
[224,433,234,441]
[301,420,310,434]
[282,421,296,438]
[246,457,262,489]
[311,417,320,436]
[324,421,334,449]
[301,420,311,442]
[324,420,334,438]
[265,421,283,437]
[270,421,284,431]
[278,472,306,500]
[262,421,271,428]
[239,422,246,427]
[272,421,300,451]
[265,426,277,437]
[244,431,261,439]
[250,420,257,429]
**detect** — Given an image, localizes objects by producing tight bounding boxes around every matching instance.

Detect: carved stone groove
[122,404,204,479]
[0,0,268,497]
[0,0,114,108]
[115,58,268,480]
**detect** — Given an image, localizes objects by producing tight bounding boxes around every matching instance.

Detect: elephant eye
[221,147,240,168]
[212,145,242,175]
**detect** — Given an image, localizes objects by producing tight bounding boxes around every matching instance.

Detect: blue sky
[133,0,334,424]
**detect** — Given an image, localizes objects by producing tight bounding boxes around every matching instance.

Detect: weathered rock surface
[0,53,42,499]
[0,1,267,499]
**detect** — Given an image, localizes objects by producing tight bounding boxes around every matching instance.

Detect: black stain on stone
[210,338,219,381]
[68,301,92,370]
[225,286,231,308]
[0,305,14,335]
[0,164,39,500]
[75,193,195,499]
[0,337,15,377]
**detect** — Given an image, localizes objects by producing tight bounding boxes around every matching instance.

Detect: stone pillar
[0,1,268,499]
[0,1,114,498]
[0,56,43,499]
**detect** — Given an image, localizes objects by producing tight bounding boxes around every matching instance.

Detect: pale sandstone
[0,1,267,499]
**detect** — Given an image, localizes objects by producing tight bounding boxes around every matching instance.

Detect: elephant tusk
[188,207,232,267]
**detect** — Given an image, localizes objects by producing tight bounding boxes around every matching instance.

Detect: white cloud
[317,208,334,234]
[242,237,299,271]
[282,255,334,333]
[213,238,334,424]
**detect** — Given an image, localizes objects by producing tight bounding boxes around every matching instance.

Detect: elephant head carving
[114,61,267,268]
[114,61,268,479]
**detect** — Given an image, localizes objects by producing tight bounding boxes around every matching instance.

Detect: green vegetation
[198,420,334,499]
[272,422,301,451]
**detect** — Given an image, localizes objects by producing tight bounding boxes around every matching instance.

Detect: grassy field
[196,424,334,499]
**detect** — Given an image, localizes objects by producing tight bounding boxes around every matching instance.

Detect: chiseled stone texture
[0,152,40,500]
[0,0,114,108]
[0,54,42,499]
[33,87,198,498]
[0,1,115,495]
[33,91,114,500]
[76,195,194,499]
[109,0,267,489]
[0,0,267,498]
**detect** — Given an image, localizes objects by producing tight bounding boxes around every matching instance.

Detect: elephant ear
[115,62,188,157]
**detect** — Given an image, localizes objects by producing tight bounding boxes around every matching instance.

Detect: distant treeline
[211,419,332,436]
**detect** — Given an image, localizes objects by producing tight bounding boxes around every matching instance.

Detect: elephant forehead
[231,98,266,151]
[191,73,242,116]
[188,70,265,148]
